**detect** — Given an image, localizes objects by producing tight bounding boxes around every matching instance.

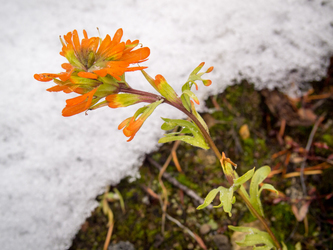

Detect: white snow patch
[0,0,332,249]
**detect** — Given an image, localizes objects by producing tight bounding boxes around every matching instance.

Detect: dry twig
[147,156,212,209]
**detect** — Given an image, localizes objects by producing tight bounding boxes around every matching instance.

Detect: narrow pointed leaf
[158,135,209,149]
[197,188,220,210]
[259,184,279,195]
[234,168,255,186]
[249,166,271,216]
[190,100,210,134]
[159,118,209,149]
[182,90,199,104]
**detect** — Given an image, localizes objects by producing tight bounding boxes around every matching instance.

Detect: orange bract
[34,29,150,116]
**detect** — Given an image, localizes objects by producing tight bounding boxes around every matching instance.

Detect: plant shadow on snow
[69,58,333,250]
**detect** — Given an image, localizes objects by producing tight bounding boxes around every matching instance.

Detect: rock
[108,241,135,250]
[231,221,264,250]
[200,223,211,235]
[212,234,231,250]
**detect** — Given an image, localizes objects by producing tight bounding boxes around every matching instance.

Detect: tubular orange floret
[206,66,214,73]
[72,30,81,53]
[83,29,88,39]
[34,73,59,82]
[126,119,142,132]
[193,81,199,90]
[62,102,87,117]
[112,28,123,45]
[121,47,150,63]
[106,95,120,108]
[117,115,143,142]
[203,79,212,86]
[118,117,131,130]
[62,88,98,117]
[61,63,73,70]
[47,85,72,93]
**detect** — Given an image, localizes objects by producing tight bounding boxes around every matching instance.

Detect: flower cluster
[35,29,213,142]
[34,29,150,117]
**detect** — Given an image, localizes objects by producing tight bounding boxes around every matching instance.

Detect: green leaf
[181,82,191,112]
[196,188,220,210]
[159,135,209,149]
[186,62,213,87]
[249,166,271,217]
[114,188,125,214]
[228,226,275,250]
[180,62,213,112]
[181,90,199,104]
[190,100,210,135]
[214,186,235,216]
[161,119,178,131]
[259,184,279,196]
[234,167,255,186]
[159,118,209,149]
[295,242,302,250]
[281,242,288,250]
[197,186,235,216]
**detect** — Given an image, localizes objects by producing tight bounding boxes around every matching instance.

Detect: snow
[0,0,332,249]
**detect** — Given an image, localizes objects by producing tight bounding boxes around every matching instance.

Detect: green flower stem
[118,87,281,249]
[119,87,165,103]
[180,108,282,250]
[237,190,281,250]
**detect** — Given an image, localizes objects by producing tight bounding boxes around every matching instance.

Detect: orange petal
[125,66,148,72]
[111,28,123,46]
[98,35,111,55]
[93,69,108,77]
[62,102,87,117]
[104,42,125,59]
[62,88,97,117]
[206,66,214,73]
[83,30,88,39]
[63,32,73,45]
[72,30,81,53]
[121,47,150,63]
[77,71,98,79]
[34,73,59,82]
[59,68,74,82]
[118,117,131,130]
[61,63,73,71]
[47,85,72,93]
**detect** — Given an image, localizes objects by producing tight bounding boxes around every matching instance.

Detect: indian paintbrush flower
[220,152,237,185]
[34,29,150,117]
[34,29,214,143]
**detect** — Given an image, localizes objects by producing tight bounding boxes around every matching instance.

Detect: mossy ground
[70,72,333,250]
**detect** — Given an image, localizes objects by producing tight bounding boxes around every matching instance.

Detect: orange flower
[34,29,150,116]
[118,100,163,141]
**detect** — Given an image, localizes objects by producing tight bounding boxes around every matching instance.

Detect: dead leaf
[292,201,311,222]
[297,108,317,124]
[193,233,207,250]
[239,124,250,140]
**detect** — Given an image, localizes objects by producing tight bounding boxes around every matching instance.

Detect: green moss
[267,203,294,241]
[176,173,199,189]
[322,134,333,147]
